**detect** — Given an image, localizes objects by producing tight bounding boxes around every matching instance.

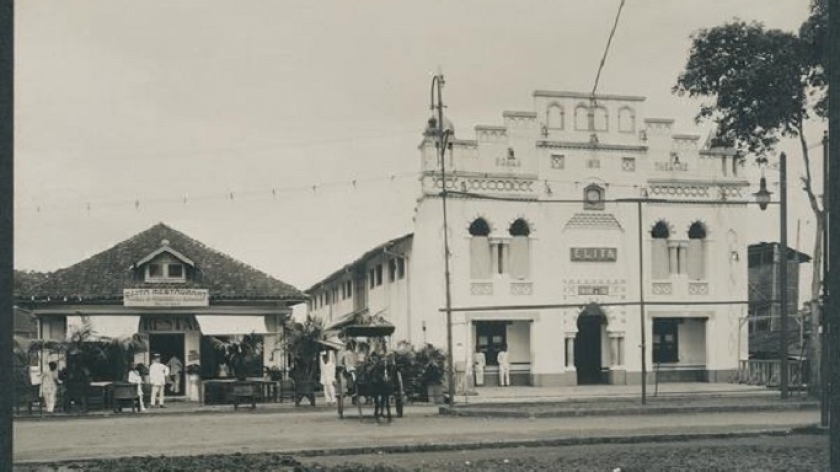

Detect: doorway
[575,304,607,385]
[148,333,184,396]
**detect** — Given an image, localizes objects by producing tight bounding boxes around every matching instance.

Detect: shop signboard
[124,288,209,307]
[570,247,617,262]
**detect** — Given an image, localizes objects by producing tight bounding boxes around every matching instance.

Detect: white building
[308,90,750,387]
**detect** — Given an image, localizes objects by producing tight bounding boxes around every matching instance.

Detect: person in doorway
[319,351,336,406]
[167,355,183,394]
[473,349,486,387]
[128,363,147,412]
[39,361,61,414]
[148,354,170,408]
[497,345,510,387]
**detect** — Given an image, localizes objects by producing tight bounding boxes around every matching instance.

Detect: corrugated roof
[16,223,305,303]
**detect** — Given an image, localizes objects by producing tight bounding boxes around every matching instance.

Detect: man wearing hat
[148,353,170,408]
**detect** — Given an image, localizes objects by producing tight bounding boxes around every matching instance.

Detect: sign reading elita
[570,247,618,262]
[123,288,209,307]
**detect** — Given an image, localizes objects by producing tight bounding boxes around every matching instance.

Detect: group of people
[473,344,510,387]
[38,353,183,414]
[318,339,389,406]
[129,353,182,411]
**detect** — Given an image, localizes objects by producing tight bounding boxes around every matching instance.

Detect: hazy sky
[15,1,823,293]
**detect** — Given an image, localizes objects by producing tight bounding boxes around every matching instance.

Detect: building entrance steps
[455,382,782,405]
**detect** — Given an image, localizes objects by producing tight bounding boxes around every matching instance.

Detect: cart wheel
[337,377,344,419]
[396,372,405,418]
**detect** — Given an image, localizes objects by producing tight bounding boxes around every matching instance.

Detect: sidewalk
[455,381,780,404]
[15,382,810,421]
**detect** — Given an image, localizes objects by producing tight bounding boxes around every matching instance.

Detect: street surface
[14,407,819,463]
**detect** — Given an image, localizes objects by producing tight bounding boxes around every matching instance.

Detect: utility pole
[636,200,647,405]
[430,73,455,408]
[0,0,13,470]
[779,152,789,400]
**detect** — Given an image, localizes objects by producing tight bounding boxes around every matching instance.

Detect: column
[677,241,688,275]
[668,242,679,275]
[610,335,620,367]
[565,333,576,368]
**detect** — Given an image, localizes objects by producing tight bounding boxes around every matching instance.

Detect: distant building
[747,242,811,359]
[307,89,752,387]
[16,223,305,395]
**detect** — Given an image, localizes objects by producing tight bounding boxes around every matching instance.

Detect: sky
[14,1,825,298]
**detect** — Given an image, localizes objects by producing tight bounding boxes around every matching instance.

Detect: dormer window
[145,262,186,283]
[134,239,194,284]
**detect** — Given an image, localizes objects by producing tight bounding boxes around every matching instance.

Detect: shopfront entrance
[149,333,184,395]
[575,304,607,385]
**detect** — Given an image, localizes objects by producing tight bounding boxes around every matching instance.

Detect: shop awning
[194,315,268,336]
[66,315,141,339]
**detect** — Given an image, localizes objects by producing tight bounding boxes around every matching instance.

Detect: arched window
[593,106,608,131]
[469,218,490,236]
[687,222,707,279]
[508,219,531,279]
[469,218,492,279]
[651,221,670,280]
[618,107,635,133]
[546,103,564,129]
[575,105,590,131]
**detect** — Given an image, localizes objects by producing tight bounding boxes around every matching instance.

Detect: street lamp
[430,73,456,408]
[754,152,789,399]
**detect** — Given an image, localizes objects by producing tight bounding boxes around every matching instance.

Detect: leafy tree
[673,1,828,390]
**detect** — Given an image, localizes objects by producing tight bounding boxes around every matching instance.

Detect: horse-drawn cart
[325,311,405,422]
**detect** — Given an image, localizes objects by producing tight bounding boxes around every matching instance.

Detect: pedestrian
[473,348,486,387]
[148,354,170,408]
[39,361,61,414]
[319,351,336,405]
[128,363,147,412]
[167,355,183,394]
[497,344,510,387]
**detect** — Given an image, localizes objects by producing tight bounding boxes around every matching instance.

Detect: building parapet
[537,140,647,152]
[533,90,646,102]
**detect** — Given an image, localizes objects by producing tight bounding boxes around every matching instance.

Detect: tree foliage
[673,20,812,156]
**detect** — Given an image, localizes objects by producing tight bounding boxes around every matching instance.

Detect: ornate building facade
[309,90,750,387]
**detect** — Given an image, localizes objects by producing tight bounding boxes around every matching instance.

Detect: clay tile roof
[16,223,305,303]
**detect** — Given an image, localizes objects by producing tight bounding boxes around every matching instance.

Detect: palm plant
[281,315,324,383]
[27,316,147,381]
[210,334,263,381]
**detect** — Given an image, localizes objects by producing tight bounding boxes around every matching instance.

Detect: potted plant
[417,343,447,404]
[281,316,324,406]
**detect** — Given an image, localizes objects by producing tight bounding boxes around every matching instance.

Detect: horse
[353,353,400,423]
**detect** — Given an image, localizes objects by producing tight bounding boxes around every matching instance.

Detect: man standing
[39,361,61,414]
[319,351,336,406]
[148,354,170,408]
[497,345,510,387]
[167,355,183,394]
[474,349,486,387]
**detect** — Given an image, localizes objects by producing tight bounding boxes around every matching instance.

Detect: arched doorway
[575,303,607,385]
